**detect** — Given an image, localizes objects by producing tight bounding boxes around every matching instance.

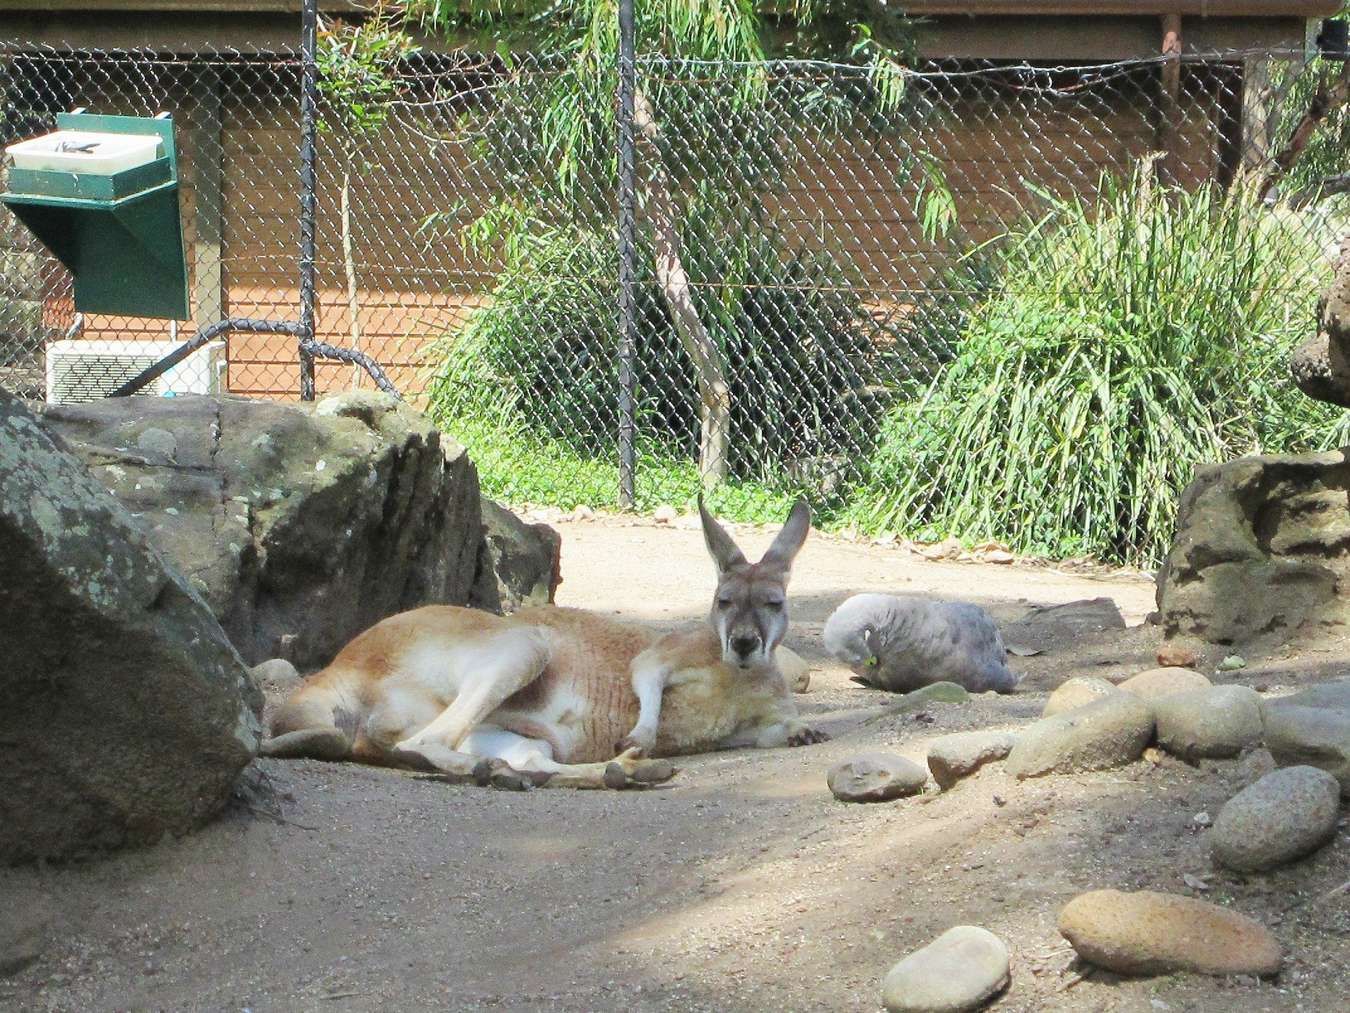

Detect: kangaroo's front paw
[787,725,829,747]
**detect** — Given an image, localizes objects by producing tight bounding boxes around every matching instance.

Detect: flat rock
[927,731,1017,790]
[1006,693,1154,779]
[1042,676,1119,717]
[1058,889,1282,977]
[1153,685,1263,761]
[881,925,1010,1013]
[1117,667,1212,701]
[1272,678,1350,713]
[888,682,971,713]
[828,753,928,802]
[1261,704,1350,799]
[1003,597,1125,640]
[1211,766,1341,872]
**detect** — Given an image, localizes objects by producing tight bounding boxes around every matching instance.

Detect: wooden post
[1240,54,1278,173]
[188,64,225,376]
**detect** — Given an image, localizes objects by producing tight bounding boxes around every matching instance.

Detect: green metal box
[1,112,189,320]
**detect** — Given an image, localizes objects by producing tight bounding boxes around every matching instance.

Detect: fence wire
[1,39,1348,563]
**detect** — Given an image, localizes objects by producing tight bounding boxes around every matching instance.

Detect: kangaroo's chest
[653,669,776,756]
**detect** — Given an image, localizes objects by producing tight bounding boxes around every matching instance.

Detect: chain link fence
[2,37,1348,564]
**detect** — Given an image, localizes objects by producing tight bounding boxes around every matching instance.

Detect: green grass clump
[436,418,802,522]
[848,170,1350,566]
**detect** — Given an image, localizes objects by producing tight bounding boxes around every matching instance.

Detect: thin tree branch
[1259,59,1350,199]
[1289,171,1350,208]
[633,87,731,485]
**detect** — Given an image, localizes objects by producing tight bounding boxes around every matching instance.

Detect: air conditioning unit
[45,339,226,404]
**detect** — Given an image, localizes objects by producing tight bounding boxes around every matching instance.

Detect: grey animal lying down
[823,593,1018,694]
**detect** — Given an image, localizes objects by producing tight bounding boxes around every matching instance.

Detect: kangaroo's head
[699,498,811,669]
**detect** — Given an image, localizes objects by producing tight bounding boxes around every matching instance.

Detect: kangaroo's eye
[763,600,783,611]
[717,598,733,609]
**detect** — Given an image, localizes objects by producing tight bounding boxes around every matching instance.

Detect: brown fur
[262,502,825,788]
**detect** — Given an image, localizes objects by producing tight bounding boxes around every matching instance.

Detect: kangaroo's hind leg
[394,627,551,760]
[459,727,677,790]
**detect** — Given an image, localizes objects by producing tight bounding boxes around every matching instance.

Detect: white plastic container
[6,129,161,175]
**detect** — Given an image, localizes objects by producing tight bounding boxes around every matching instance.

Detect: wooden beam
[1157,14,1184,185]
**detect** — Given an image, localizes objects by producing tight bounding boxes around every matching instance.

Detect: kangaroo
[260,499,826,789]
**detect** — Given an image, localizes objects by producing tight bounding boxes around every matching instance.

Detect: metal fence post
[298,0,318,400]
[615,0,638,507]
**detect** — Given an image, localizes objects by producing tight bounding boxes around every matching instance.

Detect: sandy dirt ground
[3,517,1347,1013]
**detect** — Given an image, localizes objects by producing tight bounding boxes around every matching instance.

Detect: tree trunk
[340,158,364,389]
[632,89,730,486]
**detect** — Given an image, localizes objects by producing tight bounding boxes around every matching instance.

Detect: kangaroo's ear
[699,495,747,574]
[760,498,811,574]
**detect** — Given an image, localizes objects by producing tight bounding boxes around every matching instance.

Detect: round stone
[1006,693,1154,779]
[1262,704,1350,799]
[135,426,177,460]
[827,753,928,802]
[1117,667,1212,701]
[881,925,1010,1012]
[926,730,1018,790]
[1058,889,1281,977]
[1042,676,1119,717]
[1153,685,1263,761]
[1211,765,1340,872]
[250,658,302,706]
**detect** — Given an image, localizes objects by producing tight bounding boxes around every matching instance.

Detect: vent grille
[47,351,164,404]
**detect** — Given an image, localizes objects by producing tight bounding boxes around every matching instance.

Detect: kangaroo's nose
[731,634,760,659]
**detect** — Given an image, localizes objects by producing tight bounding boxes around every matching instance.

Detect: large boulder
[0,390,260,864]
[33,393,539,670]
[1155,450,1350,647]
[479,498,562,613]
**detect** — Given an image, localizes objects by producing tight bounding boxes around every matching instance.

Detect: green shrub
[425,196,898,498]
[850,168,1350,566]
